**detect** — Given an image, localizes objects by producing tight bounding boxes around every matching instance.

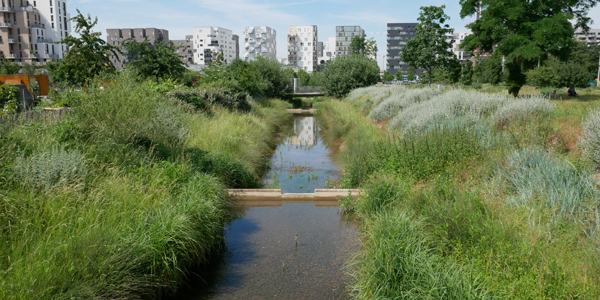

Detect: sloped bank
[0,74,292,299]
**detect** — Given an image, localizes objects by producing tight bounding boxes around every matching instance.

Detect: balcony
[7,39,17,43]
[31,23,44,29]
[36,38,53,44]
[0,22,12,27]
[0,6,37,12]
[8,53,19,58]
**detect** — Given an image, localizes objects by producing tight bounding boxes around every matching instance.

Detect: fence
[0,108,72,131]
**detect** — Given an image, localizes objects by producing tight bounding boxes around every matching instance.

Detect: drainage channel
[174,112,360,299]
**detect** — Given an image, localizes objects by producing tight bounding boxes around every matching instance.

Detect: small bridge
[292,78,324,97]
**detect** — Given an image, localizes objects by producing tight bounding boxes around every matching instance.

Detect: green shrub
[383,125,482,179]
[321,55,380,98]
[184,147,259,188]
[526,66,560,87]
[350,208,492,299]
[168,87,251,112]
[13,147,87,191]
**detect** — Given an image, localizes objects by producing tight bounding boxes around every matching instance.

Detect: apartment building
[575,28,600,46]
[243,26,276,60]
[449,32,472,63]
[318,36,336,65]
[171,35,193,65]
[288,25,318,72]
[386,22,418,75]
[192,27,236,66]
[34,0,71,60]
[336,25,365,56]
[106,28,169,69]
[0,0,70,66]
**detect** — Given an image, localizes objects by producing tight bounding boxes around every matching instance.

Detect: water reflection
[264,115,340,193]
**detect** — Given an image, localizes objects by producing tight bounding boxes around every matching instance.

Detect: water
[173,114,358,299]
[263,115,340,193]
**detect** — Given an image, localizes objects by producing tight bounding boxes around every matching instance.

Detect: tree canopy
[460,0,599,96]
[350,36,378,58]
[47,10,120,86]
[123,38,187,81]
[321,54,380,98]
[400,5,455,86]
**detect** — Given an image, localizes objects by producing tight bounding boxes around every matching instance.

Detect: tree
[350,36,378,58]
[284,68,297,79]
[297,69,310,86]
[461,61,474,85]
[406,67,417,81]
[0,54,21,75]
[321,55,380,98]
[400,5,454,86]
[460,0,598,96]
[19,63,37,75]
[473,56,503,85]
[46,10,120,85]
[383,70,395,82]
[123,38,187,81]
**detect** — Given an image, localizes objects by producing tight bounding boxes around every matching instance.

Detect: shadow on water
[171,115,359,299]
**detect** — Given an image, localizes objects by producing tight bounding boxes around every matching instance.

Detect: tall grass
[580,109,600,167]
[0,72,291,299]
[369,88,443,122]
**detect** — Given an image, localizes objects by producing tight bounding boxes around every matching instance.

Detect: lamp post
[597,51,600,87]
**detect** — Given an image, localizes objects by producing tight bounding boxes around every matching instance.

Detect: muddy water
[174,115,358,299]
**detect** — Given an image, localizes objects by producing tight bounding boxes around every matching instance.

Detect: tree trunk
[506,58,526,97]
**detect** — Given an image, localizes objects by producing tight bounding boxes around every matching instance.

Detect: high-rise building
[386,23,418,75]
[192,27,236,66]
[243,26,276,60]
[575,28,600,46]
[288,25,318,72]
[172,35,194,65]
[34,0,71,60]
[318,37,336,65]
[106,28,169,69]
[335,26,365,56]
[0,1,70,66]
[232,34,240,59]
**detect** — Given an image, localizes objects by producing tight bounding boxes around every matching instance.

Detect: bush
[13,147,87,191]
[493,96,554,125]
[369,88,442,122]
[498,147,598,224]
[321,55,380,98]
[168,87,250,112]
[526,66,559,87]
[580,110,600,167]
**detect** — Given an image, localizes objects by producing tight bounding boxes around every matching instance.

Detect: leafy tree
[350,36,378,58]
[297,69,310,86]
[307,71,324,86]
[46,10,120,85]
[0,54,21,75]
[406,67,417,81]
[321,55,380,98]
[123,38,187,81]
[526,66,559,87]
[19,63,37,75]
[447,58,462,84]
[461,61,474,85]
[400,5,454,86]
[284,68,297,79]
[383,70,395,82]
[473,56,503,85]
[460,0,598,96]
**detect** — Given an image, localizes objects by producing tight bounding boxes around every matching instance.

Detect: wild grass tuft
[580,109,600,167]
[13,147,87,191]
[369,88,443,122]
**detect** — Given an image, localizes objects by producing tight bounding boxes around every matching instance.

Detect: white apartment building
[336,25,365,56]
[244,26,276,60]
[288,25,318,72]
[318,37,336,65]
[192,27,236,66]
[449,32,472,63]
[32,0,71,60]
[575,28,600,46]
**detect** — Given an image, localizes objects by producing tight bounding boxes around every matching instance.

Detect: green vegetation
[0,72,291,298]
[460,0,597,96]
[349,36,378,58]
[320,55,379,98]
[47,10,120,86]
[123,38,187,81]
[400,5,454,86]
[319,86,600,298]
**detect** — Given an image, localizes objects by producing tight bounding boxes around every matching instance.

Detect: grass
[319,86,600,298]
[0,73,291,299]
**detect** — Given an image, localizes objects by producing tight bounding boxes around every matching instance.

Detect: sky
[71,0,600,69]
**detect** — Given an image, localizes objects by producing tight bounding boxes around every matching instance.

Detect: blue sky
[72,0,600,69]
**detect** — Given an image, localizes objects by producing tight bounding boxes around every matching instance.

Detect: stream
[174,114,359,299]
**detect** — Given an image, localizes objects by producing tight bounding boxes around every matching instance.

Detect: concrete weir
[227,189,362,207]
